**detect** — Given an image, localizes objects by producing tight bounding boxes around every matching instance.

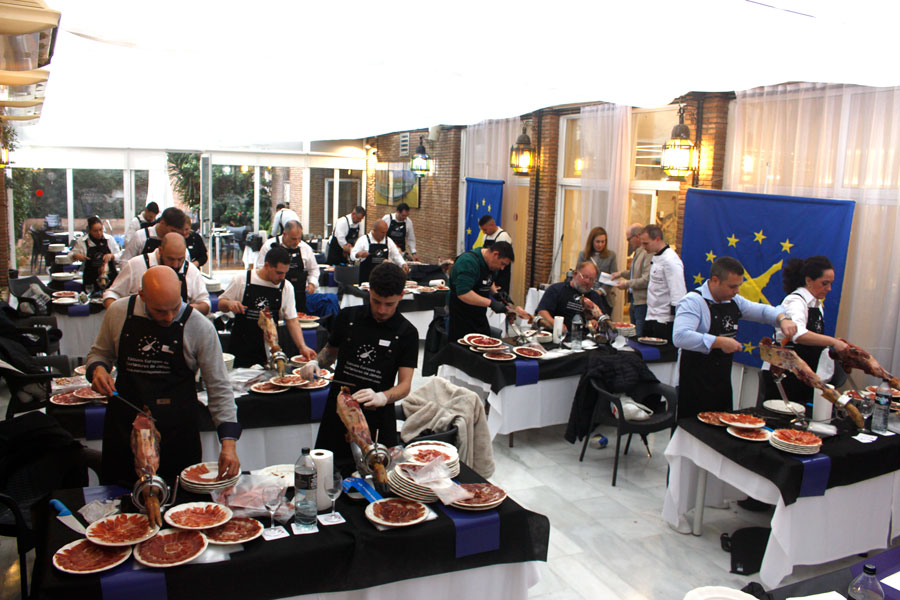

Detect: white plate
[164,502,232,530]
[726,426,771,442]
[134,529,208,568]
[300,322,318,329]
[403,443,459,464]
[365,498,429,528]
[512,347,545,359]
[483,352,516,361]
[683,586,758,600]
[256,464,294,485]
[52,291,78,298]
[53,539,132,575]
[73,365,87,376]
[73,387,107,400]
[762,399,806,415]
[462,334,502,347]
[52,297,77,305]
[204,517,264,545]
[180,462,221,485]
[269,375,309,387]
[250,382,289,394]
[299,378,330,390]
[49,392,89,406]
[50,272,75,281]
[636,337,667,345]
[717,414,766,429]
[85,513,159,547]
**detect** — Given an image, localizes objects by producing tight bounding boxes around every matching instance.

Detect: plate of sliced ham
[296,313,319,323]
[452,483,507,510]
[299,378,330,389]
[73,387,107,400]
[164,502,232,530]
[50,391,90,406]
[250,381,289,394]
[365,498,428,528]
[204,517,264,545]
[269,375,308,387]
[85,513,159,547]
[697,411,729,426]
[727,426,771,442]
[53,539,132,574]
[463,334,502,348]
[73,365,87,376]
[512,346,545,359]
[718,413,766,429]
[134,529,207,568]
[866,385,900,398]
[484,351,515,361]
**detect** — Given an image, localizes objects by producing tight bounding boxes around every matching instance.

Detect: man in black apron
[87,267,240,486]
[326,206,366,265]
[382,202,417,260]
[123,201,159,248]
[218,246,317,368]
[446,241,529,341]
[535,261,608,331]
[254,221,319,313]
[182,215,208,268]
[478,215,513,294]
[352,220,408,283]
[673,257,796,420]
[302,262,419,467]
[121,207,187,262]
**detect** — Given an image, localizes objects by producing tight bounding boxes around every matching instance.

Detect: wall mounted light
[410,136,433,178]
[509,125,534,176]
[661,104,694,179]
[0,146,10,167]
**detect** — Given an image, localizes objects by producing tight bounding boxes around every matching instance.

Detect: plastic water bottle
[848,563,884,599]
[570,314,583,350]
[872,380,892,434]
[294,447,318,526]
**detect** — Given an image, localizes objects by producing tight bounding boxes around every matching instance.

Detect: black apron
[101,297,200,486]
[386,216,407,252]
[139,228,161,256]
[314,310,411,465]
[229,270,284,368]
[483,229,511,293]
[82,235,117,292]
[137,214,153,231]
[448,250,494,340]
[326,216,360,265]
[358,234,388,283]
[678,289,742,420]
[549,285,591,331]
[143,254,188,302]
[777,294,825,406]
[273,236,308,313]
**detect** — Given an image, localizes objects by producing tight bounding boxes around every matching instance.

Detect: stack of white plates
[388,467,438,502]
[179,462,240,494]
[768,429,822,454]
[611,322,636,337]
[404,441,460,473]
[450,483,508,511]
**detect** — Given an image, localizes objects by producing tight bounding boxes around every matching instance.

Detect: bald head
[159,233,187,269]
[139,266,183,326]
[372,219,388,241]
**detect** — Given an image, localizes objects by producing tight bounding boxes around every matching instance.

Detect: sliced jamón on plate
[463,334,502,347]
[85,513,158,546]
[164,502,232,529]
[268,374,308,387]
[772,428,822,446]
[366,498,428,527]
[484,351,515,361]
[53,539,132,574]
[512,346,545,358]
[250,381,289,394]
[455,483,507,507]
[134,529,207,568]
[727,426,770,441]
[204,517,264,545]
[697,411,729,426]
[718,413,766,428]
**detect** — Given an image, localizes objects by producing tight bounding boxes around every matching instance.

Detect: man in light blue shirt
[674,256,796,419]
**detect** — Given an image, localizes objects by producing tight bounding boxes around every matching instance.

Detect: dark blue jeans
[630,303,648,337]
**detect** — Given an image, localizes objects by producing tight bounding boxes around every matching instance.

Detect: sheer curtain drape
[463,116,522,207]
[724,83,900,375]
[580,104,632,272]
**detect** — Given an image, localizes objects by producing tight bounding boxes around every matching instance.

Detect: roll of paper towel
[553,316,565,344]
[812,387,833,422]
[310,449,333,511]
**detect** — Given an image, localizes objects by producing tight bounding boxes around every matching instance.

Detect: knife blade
[111,392,157,423]
[330,378,357,388]
[49,499,86,533]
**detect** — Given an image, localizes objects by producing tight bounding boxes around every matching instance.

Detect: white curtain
[724,83,900,376]
[579,103,632,272]
[463,116,522,216]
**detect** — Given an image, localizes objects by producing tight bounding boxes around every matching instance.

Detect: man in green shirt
[447,241,528,340]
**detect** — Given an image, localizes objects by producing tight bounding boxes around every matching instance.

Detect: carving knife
[49,499,86,533]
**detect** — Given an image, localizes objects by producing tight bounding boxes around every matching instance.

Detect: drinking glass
[858,396,875,432]
[322,473,343,524]
[263,485,282,531]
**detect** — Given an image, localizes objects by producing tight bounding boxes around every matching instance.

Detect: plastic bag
[399,459,472,505]
[211,472,294,522]
[229,368,270,395]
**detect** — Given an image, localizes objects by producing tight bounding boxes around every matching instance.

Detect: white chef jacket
[71,233,120,263]
[271,208,300,236]
[646,246,686,323]
[331,214,362,247]
[254,237,320,292]
[381,213,417,254]
[123,214,153,248]
[102,250,210,309]
[350,233,406,268]
[219,270,298,321]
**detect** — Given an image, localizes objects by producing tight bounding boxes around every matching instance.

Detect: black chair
[394,403,460,446]
[579,380,678,486]
[28,227,51,275]
[43,214,61,230]
[334,265,363,297]
[1,355,71,419]
[224,226,249,262]
[12,315,61,356]
[8,276,54,316]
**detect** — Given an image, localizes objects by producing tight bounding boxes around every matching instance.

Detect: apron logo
[160,344,174,354]
[721,315,738,333]
[138,335,159,356]
[356,343,377,365]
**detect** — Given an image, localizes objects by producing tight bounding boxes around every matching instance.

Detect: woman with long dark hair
[71,216,119,293]
[768,256,848,405]
[576,226,617,298]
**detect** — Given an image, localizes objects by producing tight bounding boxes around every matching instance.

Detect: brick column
[526,111,559,288]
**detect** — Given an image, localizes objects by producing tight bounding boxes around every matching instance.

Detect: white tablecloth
[200,422,320,471]
[662,427,899,588]
[57,311,106,358]
[524,288,545,316]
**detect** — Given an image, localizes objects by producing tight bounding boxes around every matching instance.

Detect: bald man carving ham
[87,266,241,486]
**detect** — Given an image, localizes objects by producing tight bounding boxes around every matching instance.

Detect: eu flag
[681,189,855,367]
[464,178,504,251]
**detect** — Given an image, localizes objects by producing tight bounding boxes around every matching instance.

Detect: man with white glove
[313,262,419,465]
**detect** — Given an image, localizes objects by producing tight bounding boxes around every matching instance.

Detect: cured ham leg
[830,340,900,389]
[257,308,286,376]
[131,410,163,528]
[760,337,864,428]
[336,386,387,485]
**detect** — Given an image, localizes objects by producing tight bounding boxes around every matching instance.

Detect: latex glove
[352,388,388,408]
[489,299,508,314]
[298,360,320,380]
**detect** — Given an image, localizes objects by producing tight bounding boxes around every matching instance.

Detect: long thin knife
[49,499,86,533]
[111,392,157,423]
[330,378,357,388]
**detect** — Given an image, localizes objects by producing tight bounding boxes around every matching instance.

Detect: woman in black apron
[326,214,361,265]
[272,236,308,312]
[765,256,847,406]
[358,234,388,283]
[228,270,284,368]
[447,249,495,341]
[76,217,119,294]
[678,289,743,420]
[101,297,200,486]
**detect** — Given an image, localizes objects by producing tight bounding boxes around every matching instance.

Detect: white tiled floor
[0,343,881,599]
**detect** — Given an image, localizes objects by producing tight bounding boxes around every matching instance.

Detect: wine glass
[859,395,875,432]
[262,485,282,531]
[322,473,343,524]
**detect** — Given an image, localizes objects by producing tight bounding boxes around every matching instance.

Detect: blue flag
[464,178,504,251]
[681,189,855,367]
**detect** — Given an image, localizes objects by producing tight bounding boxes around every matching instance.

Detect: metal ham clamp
[495,290,535,344]
[130,409,177,529]
[257,308,287,377]
[336,386,391,494]
[759,337,864,429]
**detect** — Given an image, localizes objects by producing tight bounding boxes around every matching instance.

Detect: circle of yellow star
[466,227,472,235]
[780,238,794,253]
[743,341,757,354]
[693,273,704,285]
[726,234,740,247]
[705,250,717,263]
[753,230,766,244]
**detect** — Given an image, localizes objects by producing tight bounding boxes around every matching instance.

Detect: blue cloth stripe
[342,477,382,502]
[513,359,539,386]
[794,453,831,497]
[63,280,83,292]
[84,405,105,440]
[328,271,336,287]
[309,388,329,421]
[626,338,661,361]
[101,560,167,600]
[209,292,218,313]
[302,327,317,349]
[436,504,501,558]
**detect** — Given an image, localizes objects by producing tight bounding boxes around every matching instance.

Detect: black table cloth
[351,288,448,313]
[407,263,445,285]
[678,410,900,505]
[31,464,549,599]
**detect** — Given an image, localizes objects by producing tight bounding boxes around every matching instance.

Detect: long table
[663,415,900,588]
[31,465,549,599]
[340,289,448,341]
[436,339,677,440]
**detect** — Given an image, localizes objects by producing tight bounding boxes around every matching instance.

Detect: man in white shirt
[123,202,159,248]
[271,203,300,236]
[103,233,210,314]
[351,219,408,282]
[326,206,366,265]
[218,246,317,368]
[120,207,187,262]
[381,202,417,260]
[255,220,320,313]
[640,224,685,342]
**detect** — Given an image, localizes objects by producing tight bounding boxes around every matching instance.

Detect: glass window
[633,108,679,180]
[558,187,585,280]
[212,165,254,227]
[73,169,124,236]
[563,118,583,179]
[133,170,149,216]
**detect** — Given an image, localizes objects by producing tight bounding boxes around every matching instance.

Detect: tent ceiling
[15,0,900,151]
